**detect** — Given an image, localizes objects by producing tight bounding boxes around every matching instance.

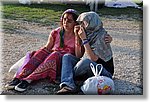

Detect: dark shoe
[15,80,29,92]
[5,78,20,90]
[56,86,77,95]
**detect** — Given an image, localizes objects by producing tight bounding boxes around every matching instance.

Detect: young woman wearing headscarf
[57,11,114,94]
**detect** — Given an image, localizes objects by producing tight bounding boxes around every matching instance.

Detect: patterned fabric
[76,11,113,62]
[16,48,50,79]
[22,51,62,82]
[15,27,75,82]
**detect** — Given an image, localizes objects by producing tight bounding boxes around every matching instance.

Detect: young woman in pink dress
[5,9,78,92]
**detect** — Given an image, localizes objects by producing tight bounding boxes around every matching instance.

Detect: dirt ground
[0,16,143,95]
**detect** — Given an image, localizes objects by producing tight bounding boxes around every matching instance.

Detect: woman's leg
[74,58,112,79]
[16,48,50,80]
[14,48,51,92]
[15,51,61,92]
[60,54,80,89]
[22,51,62,82]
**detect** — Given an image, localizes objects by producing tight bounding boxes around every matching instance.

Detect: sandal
[56,86,77,95]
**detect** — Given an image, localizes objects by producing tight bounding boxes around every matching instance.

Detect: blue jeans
[60,54,112,89]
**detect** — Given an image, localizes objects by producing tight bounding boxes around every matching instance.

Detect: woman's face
[62,13,76,32]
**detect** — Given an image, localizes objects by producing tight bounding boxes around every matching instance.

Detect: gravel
[0,17,143,95]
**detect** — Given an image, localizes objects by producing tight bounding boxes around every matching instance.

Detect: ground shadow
[1,77,142,95]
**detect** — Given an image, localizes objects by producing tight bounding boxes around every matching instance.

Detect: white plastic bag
[8,52,31,77]
[81,63,115,95]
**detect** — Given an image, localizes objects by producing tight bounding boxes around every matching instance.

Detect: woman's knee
[44,51,60,61]
[74,58,92,73]
[79,58,92,65]
[62,53,74,60]
[51,51,60,55]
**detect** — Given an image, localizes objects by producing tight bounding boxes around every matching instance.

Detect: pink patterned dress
[15,27,75,82]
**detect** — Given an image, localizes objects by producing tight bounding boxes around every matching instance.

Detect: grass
[2,4,66,25]
[1,3,143,25]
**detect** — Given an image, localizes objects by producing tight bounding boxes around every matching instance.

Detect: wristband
[82,39,89,45]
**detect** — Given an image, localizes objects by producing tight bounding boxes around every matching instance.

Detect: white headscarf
[77,11,113,62]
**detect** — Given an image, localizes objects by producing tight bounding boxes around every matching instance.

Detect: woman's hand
[74,25,80,36]
[74,25,84,58]
[78,25,87,40]
[104,34,113,43]
[74,25,87,40]
[74,25,81,43]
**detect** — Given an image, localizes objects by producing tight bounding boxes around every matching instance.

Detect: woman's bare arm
[74,25,84,58]
[44,32,54,52]
[75,34,84,58]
